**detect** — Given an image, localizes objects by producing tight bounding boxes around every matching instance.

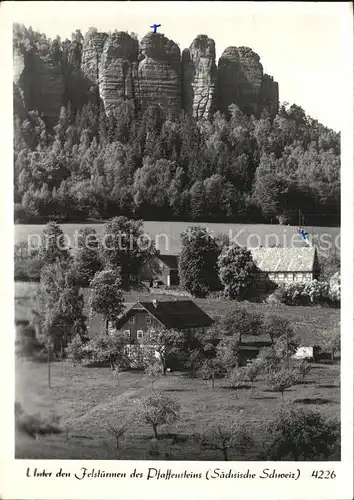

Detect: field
[15,358,340,461]
[15,221,340,256]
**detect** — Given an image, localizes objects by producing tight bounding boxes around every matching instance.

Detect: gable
[116,300,213,331]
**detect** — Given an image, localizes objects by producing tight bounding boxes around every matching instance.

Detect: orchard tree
[210,306,263,344]
[38,221,72,265]
[218,244,257,300]
[216,335,241,371]
[273,330,300,369]
[100,216,158,289]
[134,391,180,439]
[107,418,128,457]
[198,415,254,461]
[257,347,282,373]
[297,360,312,383]
[197,358,224,389]
[262,315,294,345]
[319,324,340,362]
[142,328,185,375]
[244,358,263,390]
[266,368,298,398]
[262,404,340,460]
[90,269,125,335]
[186,327,220,375]
[179,226,221,298]
[226,367,249,399]
[73,227,102,287]
[144,361,163,388]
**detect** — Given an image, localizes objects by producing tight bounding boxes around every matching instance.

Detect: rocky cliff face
[81,31,108,85]
[13,29,279,121]
[182,35,216,120]
[137,32,182,120]
[13,47,65,120]
[98,32,139,114]
[259,74,279,117]
[217,46,265,117]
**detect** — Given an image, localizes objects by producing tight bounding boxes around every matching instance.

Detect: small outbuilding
[139,254,180,287]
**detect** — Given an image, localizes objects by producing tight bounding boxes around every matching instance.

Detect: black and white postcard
[1,1,353,499]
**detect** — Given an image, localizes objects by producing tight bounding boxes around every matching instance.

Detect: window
[286,273,294,281]
[137,330,144,340]
[128,316,135,324]
[277,273,285,280]
[124,345,132,356]
[123,330,130,339]
[145,316,152,325]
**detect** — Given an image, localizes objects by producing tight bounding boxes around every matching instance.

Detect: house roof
[250,247,317,273]
[157,254,179,270]
[118,299,214,330]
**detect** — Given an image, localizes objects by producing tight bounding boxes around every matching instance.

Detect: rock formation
[259,74,279,117]
[98,32,139,114]
[182,35,216,120]
[13,28,279,121]
[13,47,65,120]
[137,32,182,120]
[81,31,108,85]
[216,46,265,117]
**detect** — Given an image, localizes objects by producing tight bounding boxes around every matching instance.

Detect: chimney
[153,299,158,308]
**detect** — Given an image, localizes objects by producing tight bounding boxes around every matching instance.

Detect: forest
[13,25,340,226]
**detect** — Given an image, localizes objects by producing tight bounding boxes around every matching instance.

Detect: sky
[4,1,352,131]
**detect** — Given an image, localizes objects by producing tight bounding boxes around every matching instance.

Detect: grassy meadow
[15,358,340,461]
[15,221,340,256]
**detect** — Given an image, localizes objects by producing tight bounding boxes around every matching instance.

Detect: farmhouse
[250,247,320,288]
[139,254,179,287]
[113,299,213,354]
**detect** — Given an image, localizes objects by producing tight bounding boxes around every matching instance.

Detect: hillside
[13,25,340,226]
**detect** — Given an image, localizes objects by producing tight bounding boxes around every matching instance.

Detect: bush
[225,367,249,398]
[277,277,340,307]
[16,324,44,359]
[66,335,86,366]
[261,404,340,460]
[15,402,62,438]
[328,272,340,303]
[197,415,254,460]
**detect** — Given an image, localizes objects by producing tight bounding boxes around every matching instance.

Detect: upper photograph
[13,2,341,462]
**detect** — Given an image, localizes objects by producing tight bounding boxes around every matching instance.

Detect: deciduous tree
[179,227,221,298]
[90,269,125,335]
[134,391,180,439]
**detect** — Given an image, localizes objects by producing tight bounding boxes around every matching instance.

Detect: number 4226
[311,470,336,479]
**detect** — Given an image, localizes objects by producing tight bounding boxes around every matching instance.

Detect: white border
[0,2,353,500]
